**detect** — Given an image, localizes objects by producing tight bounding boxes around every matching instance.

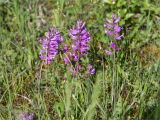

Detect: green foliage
[0,0,160,119]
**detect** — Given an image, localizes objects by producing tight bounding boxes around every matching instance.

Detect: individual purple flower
[87,64,95,75]
[69,53,79,61]
[110,42,116,49]
[19,112,34,120]
[104,14,123,40]
[39,27,63,64]
[69,20,91,61]
[63,44,69,53]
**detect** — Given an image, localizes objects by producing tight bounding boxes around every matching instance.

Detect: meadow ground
[0,0,160,120]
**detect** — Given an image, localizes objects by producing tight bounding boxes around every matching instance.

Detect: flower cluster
[38,15,124,75]
[104,14,123,55]
[39,28,63,64]
[104,14,123,40]
[68,20,91,61]
[63,20,95,76]
[39,21,95,76]
[19,112,34,120]
[87,64,95,75]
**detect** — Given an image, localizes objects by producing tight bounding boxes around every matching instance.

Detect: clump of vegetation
[0,0,160,120]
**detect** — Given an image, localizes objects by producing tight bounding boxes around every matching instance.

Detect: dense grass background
[0,0,160,119]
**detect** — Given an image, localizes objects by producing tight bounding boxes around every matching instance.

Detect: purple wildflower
[87,64,95,75]
[110,42,116,49]
[104,14,123,40]
[39,27,63,64]
[63,20,95,77]
[69,20,91,61]
[63,44,69,53]
[69,52,79,61]
[19,112,34,120]
[104,14,124,55]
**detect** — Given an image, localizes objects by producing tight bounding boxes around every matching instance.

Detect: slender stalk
[111,50,116,112]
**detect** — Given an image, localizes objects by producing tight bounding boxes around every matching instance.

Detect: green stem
[112,50,116,112]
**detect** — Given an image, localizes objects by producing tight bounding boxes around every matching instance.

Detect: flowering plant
[104,14,124,55]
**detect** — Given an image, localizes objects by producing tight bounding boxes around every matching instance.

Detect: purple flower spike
[87,64,95,75]
[104,14,124,56]
[39,27,63,64]
[19,112,34,120]
[63,20,92,77]
[104,14,123,40]
[69,20,91,61]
